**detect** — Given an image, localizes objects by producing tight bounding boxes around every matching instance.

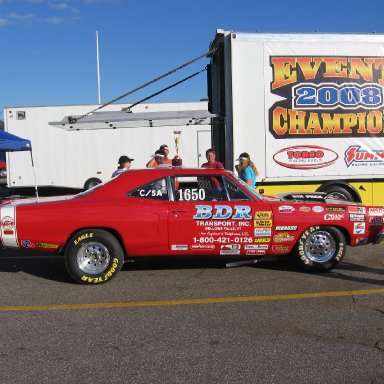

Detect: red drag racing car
[1,168,383,284]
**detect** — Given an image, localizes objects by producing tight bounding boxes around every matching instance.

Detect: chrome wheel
[77,241,111,274]
[304,231,336,263]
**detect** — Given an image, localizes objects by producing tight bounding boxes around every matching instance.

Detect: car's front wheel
[294,226,346,272]
[65,229,124,284]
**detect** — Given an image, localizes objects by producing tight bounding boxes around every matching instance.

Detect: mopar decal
[21,240,35,248]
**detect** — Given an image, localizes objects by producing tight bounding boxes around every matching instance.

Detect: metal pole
[96,30,101,105]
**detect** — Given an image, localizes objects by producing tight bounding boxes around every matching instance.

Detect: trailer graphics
[269,56,384,138]
[208,31,384,205]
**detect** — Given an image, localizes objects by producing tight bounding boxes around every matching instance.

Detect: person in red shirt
[201,149,224,169]
[201,149,224,191]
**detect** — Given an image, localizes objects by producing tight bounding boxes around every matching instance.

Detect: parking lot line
[1,288,384,312]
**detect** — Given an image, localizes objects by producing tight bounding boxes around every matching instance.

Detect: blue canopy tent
[0,130,32,151]
[0,130,38,198]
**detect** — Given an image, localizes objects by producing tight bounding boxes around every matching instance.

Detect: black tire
[65,229,124,284]
[294,226,346,272]
[321,186,355,202]
[84,178,102,190]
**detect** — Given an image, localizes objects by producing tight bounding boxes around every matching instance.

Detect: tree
[0,119,3,130]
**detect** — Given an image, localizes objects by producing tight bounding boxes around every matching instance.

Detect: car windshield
[230,172,264,200]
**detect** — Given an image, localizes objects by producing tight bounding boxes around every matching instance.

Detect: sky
[2,0,384,116]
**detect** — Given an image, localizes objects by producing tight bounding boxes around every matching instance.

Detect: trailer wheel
[65,229,124,284]
[294,226,346,272]
[321,185,354,202]
[84,178,102,190]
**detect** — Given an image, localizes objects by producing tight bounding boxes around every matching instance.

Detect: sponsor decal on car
[273,232,295,242]
[254,238,271,243]
[324,213,345,220]
[245,244,269,250]
[220,250,240,255]
[254,211,272,219]
[1,216,14,230]
[353,222,366,234]
[21,240,35,248]
[221,244,241,250]
[326,206,346,212]
[299,206,311,212]
[349,213,365,222]
[348,206,366,214]
[246,250,266,255]
[190,244,215,250]
[368,207,384,216]
[278,205,295,213]
[36,242,59,249]
[193,205,252,220]
[275,225,298,231]
[312,206,324,213]
[271,245,290,253]
[254,220,273,228]
[369,217,383,226]
[171,245,188,251]
[254,228,272,237]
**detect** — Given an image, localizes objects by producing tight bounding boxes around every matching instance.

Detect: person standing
[201,148,224,169]
[154,149,171,167]
[111,155,134,178]
[146,144,173,168]
[235,152,258,188]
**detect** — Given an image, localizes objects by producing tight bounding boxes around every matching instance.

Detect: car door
[167,174,274,256]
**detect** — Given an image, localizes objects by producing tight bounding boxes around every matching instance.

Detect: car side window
[173,176,226,201]
[223,177,250,200]
[128,178,169,200]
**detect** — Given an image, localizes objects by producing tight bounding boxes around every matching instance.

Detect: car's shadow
[1,248,383,286]
[0,248,73,283]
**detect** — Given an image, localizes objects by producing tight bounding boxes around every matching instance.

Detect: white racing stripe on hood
[0,204,18,247]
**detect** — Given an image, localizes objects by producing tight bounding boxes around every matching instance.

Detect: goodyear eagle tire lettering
[65,229,124,284]
[294,226,346,272]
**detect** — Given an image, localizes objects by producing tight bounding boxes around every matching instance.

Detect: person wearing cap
[201,148,224,169]
[235,152,258,188]
[146,144,172,168]
[111,155,134,178]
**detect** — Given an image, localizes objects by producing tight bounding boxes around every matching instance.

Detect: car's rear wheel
[65,229,124,284]
[294,226,346,272]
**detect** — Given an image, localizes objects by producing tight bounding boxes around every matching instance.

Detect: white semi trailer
[4,101,211,190]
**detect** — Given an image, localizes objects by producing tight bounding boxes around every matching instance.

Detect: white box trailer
[208,30,384,205]
[4,101,211,190]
